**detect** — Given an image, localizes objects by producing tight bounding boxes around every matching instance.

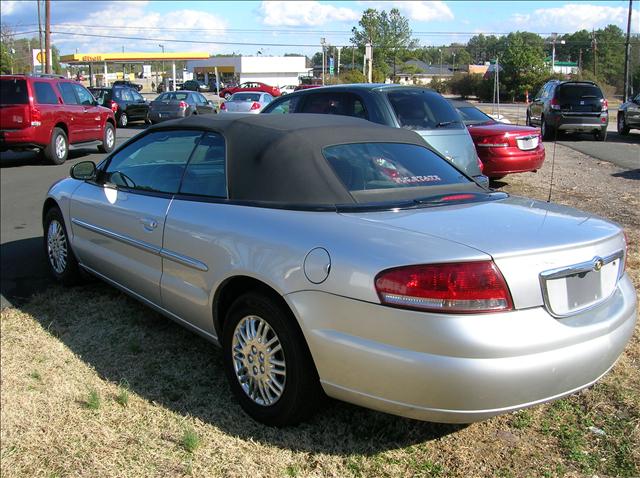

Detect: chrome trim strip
[79,263,219,345]
[71,218,208,272]
[539,250,624,319]
[71,218,161,255]
[160,248,209,272]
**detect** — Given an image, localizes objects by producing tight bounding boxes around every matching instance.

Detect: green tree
[500,31,546,100]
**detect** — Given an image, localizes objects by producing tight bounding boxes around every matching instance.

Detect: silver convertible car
[43,114,636,426]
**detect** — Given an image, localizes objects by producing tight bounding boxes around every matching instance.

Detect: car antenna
[546,124,558,202]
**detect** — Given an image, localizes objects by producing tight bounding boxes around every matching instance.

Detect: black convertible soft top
[148,114,463,207]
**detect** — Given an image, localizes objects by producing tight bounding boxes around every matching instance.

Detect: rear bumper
[148,111,185,123]
[286,275,637,423]
[548,112,608,132]
[0,127,46,150]
[479,146,545,177]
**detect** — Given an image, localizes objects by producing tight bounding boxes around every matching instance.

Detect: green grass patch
[84,389,101,410]
[180,427,201,454]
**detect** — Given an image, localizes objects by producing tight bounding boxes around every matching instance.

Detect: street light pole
[623,0,633,102]
[159,44,165,90]
[439,48,443,77]
[320,37,326,85]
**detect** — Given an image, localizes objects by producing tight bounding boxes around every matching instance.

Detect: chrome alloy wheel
[231,315,286,406]
[105,126,115,148]
[47,219,67,274]
[55,135,66,160]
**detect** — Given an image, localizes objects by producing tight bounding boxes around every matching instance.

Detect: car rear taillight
[110,101,119,113]
[601,98,608,112]
[250,102,261,110]
[30,107,42,127]
[273,87,281,96]
[375,261,514,314]
[179,101,188,109]
[476,155,484,172]
[220,102,226,110]
[549,97,560,110]
[476,134,509,148]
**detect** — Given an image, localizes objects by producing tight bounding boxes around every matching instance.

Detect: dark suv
[89,86,150,128]
[1,74,116,164]
[262,84,486,184]
[112,80,143,91]
[527,80,608,141]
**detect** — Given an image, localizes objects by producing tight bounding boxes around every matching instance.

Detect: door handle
[140,218,158,231]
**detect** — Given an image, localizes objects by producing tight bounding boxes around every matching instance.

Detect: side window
[300,93,368,119]
[195,93,207,105]
[264,96,299,114]
[132,91,144,102]
[179,133,226,198]
[120,89,134,102]
[58,82,78,105]
[72,84,95,105]
[34,82,59,104]
[263,93,273,103]
[104,130,203,194]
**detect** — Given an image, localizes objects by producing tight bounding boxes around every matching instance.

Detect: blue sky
[1,1,637,57]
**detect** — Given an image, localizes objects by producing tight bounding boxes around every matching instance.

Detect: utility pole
[37,0,43,73]
[337,46,341,76]
[320,38,326,85]
[578,48,583,73]
[623,0,633,101]
[44,0,51,74]
[591,29,597,77]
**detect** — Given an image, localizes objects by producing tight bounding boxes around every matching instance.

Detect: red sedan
[219,82,280,100]
[450,100,545,179]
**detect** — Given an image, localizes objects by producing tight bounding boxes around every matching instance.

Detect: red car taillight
[110,101,119,113]
[601,98,608,112]
[375,261,513,314]
[273,87,281,96]
[250,101,261,110]
[550,97,561,110]
[30,107,42,127]
[179,101,188,109]
[476,134,509,148]
[220,102,226,110]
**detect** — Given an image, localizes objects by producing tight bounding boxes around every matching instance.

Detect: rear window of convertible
[323,143,466,191]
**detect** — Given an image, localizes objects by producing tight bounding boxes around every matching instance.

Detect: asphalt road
[1,115,638,308]
[0,125,143,308]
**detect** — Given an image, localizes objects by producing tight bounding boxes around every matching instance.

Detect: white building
[186,56,312,87]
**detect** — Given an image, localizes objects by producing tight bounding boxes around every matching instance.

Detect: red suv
[218,82,281,100]
[0,75,116,164]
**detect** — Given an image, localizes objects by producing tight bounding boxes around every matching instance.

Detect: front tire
[118,112,128,128]
[43,207,80,285]
[44,127,68,165]
[98,122,115,153]
[617,113,630,135]
[222,292,322,426]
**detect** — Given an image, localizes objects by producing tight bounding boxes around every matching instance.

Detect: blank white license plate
[517,137,539,150]
[544,259,620,316]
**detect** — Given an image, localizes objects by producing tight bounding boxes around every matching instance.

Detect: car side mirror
[70,161,96,180]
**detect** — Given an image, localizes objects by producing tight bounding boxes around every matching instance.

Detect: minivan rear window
[0,79,29,105]
[387,90,463,130]
[323,143,466,192]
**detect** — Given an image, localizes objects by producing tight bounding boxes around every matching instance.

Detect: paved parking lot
[1,115,638,308]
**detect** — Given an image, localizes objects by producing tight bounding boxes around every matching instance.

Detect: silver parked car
[149,91,216,123]
[220,92,273,114]
[43,114,636,426]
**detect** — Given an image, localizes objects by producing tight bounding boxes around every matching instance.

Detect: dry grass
[1,144,638,477]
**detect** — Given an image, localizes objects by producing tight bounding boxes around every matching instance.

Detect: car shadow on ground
[0,149,95,168]
[13,274,465,454]
[611,169,640,180]
[555,131,639,145]
[0,237,51,307]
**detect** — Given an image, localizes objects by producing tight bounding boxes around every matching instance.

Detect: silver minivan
[262,84,487,185]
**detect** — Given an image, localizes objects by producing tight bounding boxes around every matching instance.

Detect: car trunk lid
[341,196,625,314]
[0,79,31,130]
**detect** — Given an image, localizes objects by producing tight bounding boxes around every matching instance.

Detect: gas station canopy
[60,52,210,63]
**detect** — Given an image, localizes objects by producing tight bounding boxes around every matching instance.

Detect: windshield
[0,79,29,105]
[386,90,463,130]
[456,106,494,125]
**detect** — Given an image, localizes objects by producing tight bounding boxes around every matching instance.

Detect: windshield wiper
[435,120,460,128]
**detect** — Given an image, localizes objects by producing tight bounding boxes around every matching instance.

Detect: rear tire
[43,207,81,286]
[44,127,68,165]
[222,291,322,426]
[541,116,554,141]
[594,128,607,142]
[97,122,115,153]
[118,112,128,128]
[617,114,630,135]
